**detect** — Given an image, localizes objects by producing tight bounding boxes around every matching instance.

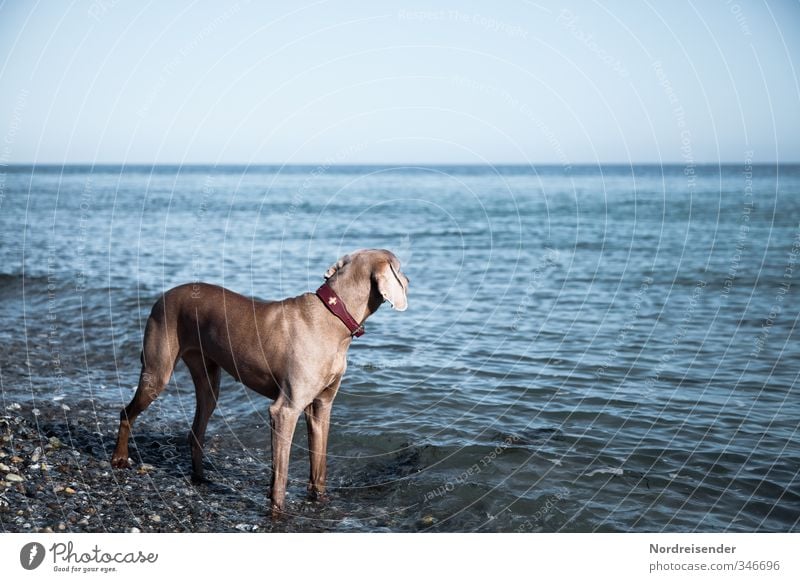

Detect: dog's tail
[139,292,170,369]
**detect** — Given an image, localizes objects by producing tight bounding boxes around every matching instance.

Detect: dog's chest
[323,344,349,386]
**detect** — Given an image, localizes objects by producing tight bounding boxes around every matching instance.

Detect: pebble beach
[0,401,281,533]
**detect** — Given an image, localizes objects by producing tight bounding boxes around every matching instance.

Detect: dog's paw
[110,455,131,469]
[306,490,330,503]
[190,473,210,485]
[270,505,289,521]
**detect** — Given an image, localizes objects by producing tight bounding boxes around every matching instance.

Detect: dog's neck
[325,270,382,330]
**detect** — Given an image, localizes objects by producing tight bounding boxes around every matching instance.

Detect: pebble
[64,487,76,495]
[58,522,66,531]
[5,473,24,483]
[419,515,436,526]
[10,456,23,464]
[150,514,161,523]
[0,463,9,472]
[31,447,42,463]
[129,527,141,533]
[48,436,62,449]
[138,464,156,473]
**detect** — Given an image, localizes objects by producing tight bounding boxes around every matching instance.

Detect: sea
[1,163,798,532]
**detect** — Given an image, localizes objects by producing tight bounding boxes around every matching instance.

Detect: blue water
[1,163,798,531]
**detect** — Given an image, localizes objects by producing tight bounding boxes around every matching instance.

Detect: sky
[0,0,799,165]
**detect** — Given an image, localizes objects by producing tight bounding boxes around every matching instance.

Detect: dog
[111,249,409,514]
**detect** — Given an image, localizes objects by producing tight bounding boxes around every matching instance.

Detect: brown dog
[111,249,409,514]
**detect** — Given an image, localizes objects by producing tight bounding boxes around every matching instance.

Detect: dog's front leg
[304,379,340,501]
[269,401,301,516]
[305,398,333,500]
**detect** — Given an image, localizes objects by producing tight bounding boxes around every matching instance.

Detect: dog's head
[324,249,409,311]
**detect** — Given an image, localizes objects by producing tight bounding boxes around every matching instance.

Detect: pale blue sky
[1,0,799,164]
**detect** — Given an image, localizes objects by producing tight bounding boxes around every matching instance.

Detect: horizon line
[4,161,800,167]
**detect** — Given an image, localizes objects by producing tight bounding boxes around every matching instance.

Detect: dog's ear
[324,255,349,279]
[374,261,408,311]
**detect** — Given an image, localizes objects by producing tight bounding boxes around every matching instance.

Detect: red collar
[315,283,365,337]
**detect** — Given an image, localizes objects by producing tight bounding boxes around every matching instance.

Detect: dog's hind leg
[183,349,221,482]
[111,307,179,468]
